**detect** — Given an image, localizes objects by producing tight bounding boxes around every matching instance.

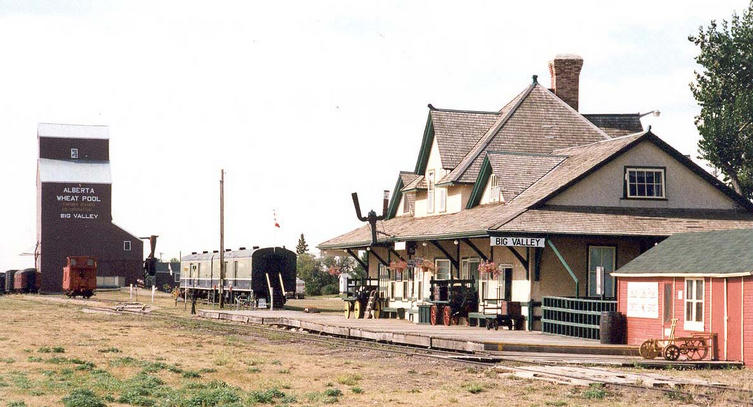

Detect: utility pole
[219,169,225,308]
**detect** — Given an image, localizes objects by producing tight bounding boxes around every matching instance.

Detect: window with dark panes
[625,167,665,198]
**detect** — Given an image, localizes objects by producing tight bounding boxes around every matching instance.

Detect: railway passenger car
[180,247,296,308]
[13,268,41,293]
[63,256,97,298]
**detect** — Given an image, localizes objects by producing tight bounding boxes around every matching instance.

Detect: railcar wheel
[663,344,681,361]
[685,339,708,361]
[639,341,656,359]
[430,305,439,325]
[442,306,452,326]
[353,301,362,319]
[344,302,351,319]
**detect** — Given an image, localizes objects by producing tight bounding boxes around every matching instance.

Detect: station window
[435,259,450,280]
[460,258,480,280]
[438,188,447,213]
[70,148,79,159]
[625,167,665,199]
[403,193,410,214]
[489,173,502,202]
[684,279,704,331]
[588,246,616,297]
[123,240,132,251]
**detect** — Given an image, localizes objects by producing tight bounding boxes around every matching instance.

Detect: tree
[689,2,753,199]
[296,233,309,255]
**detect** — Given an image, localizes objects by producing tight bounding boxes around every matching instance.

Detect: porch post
[547,239,580,298]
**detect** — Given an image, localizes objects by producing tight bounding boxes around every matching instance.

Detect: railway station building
[318,55,753,338]
[36,123,143,293]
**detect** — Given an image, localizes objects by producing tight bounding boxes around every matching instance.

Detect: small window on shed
[123,240,132,251]
[71,148,79,159]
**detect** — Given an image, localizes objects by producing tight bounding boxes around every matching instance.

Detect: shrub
[247,388,292,404]
[61,389,106,407]
[97,347,121,353]
[465,383,484,394]
[336,373,361,386]
[182,370,201,379]
[324,388,342,397]
[351,387,364,394]
[582,383,608,399]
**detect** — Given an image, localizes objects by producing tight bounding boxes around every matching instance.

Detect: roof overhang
[612,272,753,278]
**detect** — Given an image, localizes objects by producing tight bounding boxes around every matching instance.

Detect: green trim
[547,239,580,298]
[386,176,405,220]
[414,113,434,174]
[466,156,492,209]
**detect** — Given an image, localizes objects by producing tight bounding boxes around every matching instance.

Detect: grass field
[0,290,748,406]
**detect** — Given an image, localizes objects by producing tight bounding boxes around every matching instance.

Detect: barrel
[599,311,626,344]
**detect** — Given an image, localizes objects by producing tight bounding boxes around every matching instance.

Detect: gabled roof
[430,108,500,170]
[401,175,426,191]
[583,114,643,138]
[320,129,753,249]
[440,83,610,185]
[387,171,419,219]
[612,228,753,277]
[486,151,566,200]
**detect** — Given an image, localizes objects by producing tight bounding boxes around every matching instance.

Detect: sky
[0,0,749,268]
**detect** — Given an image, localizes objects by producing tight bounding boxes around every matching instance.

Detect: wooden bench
[468,312,525,330]
[381,307,405,319]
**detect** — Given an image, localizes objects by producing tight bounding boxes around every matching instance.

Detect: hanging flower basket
[388,260,408,272]
[477,260,499,277]
[327,266,341,276]
[420,259,436,273]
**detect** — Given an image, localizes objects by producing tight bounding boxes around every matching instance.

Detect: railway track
[26,295,753,405]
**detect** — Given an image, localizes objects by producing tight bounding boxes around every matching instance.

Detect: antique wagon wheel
[639,340,656,359]
[353,301,362,319]
[344,302,352,319]
[373,300,381,319]
[685,338,708,361]
[430,305,439,325]
[663,344,681,361]
[442,306,452,326]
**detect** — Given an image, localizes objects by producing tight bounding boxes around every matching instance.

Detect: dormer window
[438,188,447,212]
[427,170,435,213]
[490,173,502,202]
[625,167,665,199]
[70,148,79,159]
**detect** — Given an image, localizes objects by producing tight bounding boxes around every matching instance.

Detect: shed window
[588,246,616,297]
[427,170,435,213]
[684,279,704,331]
[625,167,665,198]
[70,148,79,159]
[123,240,131,251]
[435,259,450,280]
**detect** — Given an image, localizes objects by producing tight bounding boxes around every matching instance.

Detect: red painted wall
[619,276,744,363]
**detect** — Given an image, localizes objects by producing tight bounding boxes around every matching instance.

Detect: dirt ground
[0,291,749,406]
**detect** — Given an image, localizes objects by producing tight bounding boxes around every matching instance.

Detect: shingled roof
[430,109,500,169]
[486,152,566,200]
[583,114,643,138]
[319,130,753,250]
[440,83,611,184]
[612,228,753,277]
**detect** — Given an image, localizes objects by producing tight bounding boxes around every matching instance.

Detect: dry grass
[0,291,738,406]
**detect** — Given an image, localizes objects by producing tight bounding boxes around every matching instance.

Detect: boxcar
[0,271,5,293]
[63,256,97,298]
[180,246,296,308]
[4,270,16,294]
[13,268,40,293]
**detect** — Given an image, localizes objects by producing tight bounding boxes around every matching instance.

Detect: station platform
[197,308,638,356]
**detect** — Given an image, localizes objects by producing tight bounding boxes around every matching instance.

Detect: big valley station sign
[490,236,545,247]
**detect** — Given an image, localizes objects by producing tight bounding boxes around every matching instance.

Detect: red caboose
[63,256,97,299]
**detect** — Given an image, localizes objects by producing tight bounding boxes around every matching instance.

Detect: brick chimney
[548,54,583,111]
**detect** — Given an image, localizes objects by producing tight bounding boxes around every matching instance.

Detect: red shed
[612,228,753,364]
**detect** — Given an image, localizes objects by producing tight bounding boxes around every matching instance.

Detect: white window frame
[402,193,410,214]
[684,278,704,331]
[625,167,665,199]
[427,170,435,213]
[438,187,447,213]
[490,173,502,202]
[460,257,481,280]
[435,258,450,280]
[123,240,131,251]
[70,148,79,159]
